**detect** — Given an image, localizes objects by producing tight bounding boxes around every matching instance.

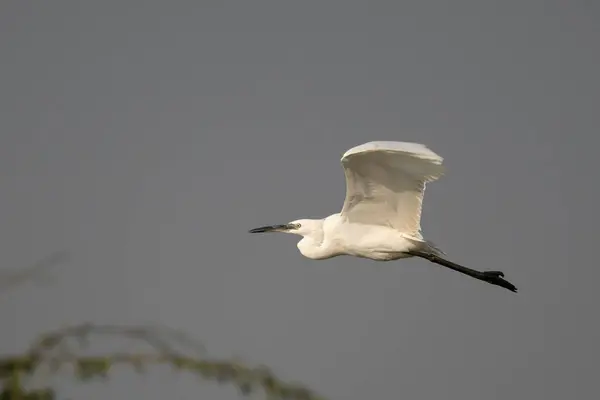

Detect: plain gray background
[1,1,599,399]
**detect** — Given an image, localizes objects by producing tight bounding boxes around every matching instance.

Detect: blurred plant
[0,251,69,295]
[1,254,326,400]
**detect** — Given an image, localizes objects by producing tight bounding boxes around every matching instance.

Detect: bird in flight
[249,141,517,293]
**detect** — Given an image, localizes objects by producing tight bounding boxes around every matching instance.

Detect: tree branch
[1,323,325,400]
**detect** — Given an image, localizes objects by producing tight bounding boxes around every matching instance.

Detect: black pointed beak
[248,224,295,233]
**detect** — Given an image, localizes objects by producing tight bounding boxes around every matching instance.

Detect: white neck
[297,237,338,260]
[294,219,340,260]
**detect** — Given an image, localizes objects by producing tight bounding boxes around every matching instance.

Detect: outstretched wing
[340,141,445,236]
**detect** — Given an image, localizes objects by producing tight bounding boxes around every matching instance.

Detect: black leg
[407,250,518,293]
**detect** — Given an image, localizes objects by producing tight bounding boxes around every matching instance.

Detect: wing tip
[341,141,444,164]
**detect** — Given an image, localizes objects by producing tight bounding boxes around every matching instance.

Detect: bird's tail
[424,241,447,257]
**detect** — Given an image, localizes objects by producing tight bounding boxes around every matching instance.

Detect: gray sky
[1,1,599,399]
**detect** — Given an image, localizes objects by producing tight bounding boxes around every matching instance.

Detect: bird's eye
[295,223,301,229]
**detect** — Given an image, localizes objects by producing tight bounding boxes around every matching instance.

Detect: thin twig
[0,251,69,293]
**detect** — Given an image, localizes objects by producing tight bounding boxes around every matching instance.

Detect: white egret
[249,141,517,293]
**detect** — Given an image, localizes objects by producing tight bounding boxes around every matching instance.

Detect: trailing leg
[407,250,517,293]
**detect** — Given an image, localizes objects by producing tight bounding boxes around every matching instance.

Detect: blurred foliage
[0,252,69,294]
[0,324,325,400]
[1,255,326,400]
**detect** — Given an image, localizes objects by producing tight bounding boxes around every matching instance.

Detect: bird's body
[293,213,425,261]
[249,141,517,293]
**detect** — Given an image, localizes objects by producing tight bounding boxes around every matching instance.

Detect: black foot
[480,271,517,293]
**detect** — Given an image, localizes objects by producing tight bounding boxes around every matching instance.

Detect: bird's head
[248,219,322,237]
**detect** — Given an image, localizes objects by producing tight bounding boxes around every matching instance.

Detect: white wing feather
[340,141,445,236]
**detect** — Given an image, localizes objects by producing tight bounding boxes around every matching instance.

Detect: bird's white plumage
[340,141,444,237]
[249,141,519,292]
